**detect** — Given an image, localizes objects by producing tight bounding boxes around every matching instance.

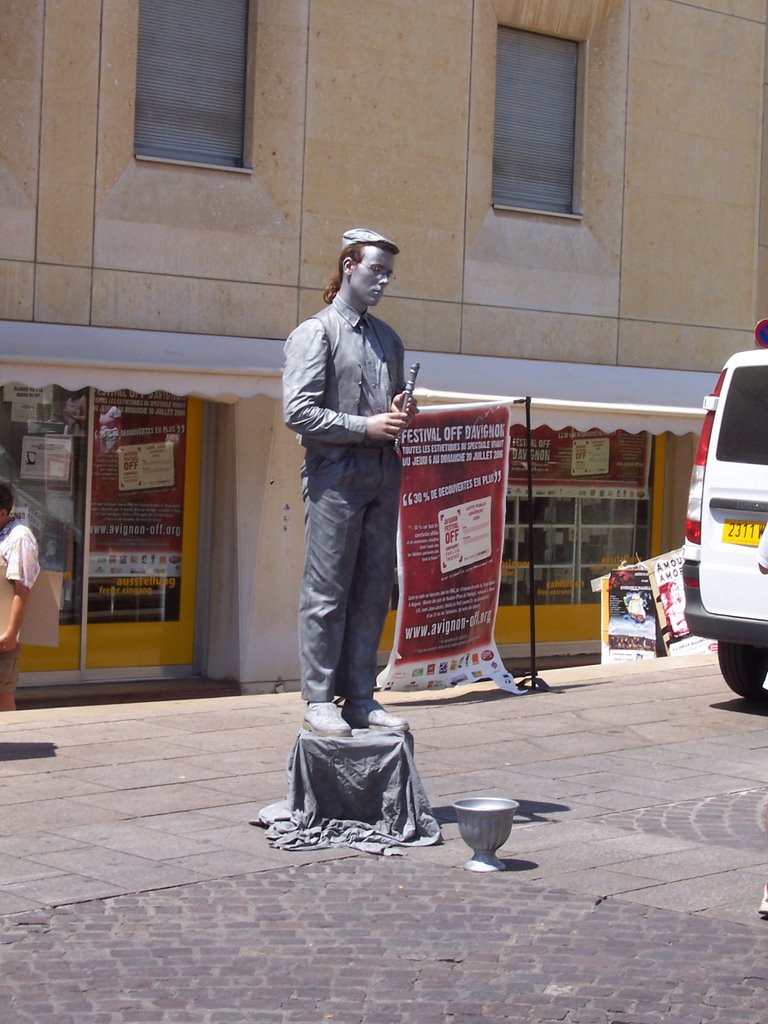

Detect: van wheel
[717,641,768,700]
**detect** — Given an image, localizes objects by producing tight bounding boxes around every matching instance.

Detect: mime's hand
[365,409,408,442]
[393,390,419,423]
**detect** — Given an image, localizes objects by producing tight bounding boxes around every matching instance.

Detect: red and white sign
[755,318,768,349]
[88,390,188,623]
[507,425,650,499]
[378,404,522,693]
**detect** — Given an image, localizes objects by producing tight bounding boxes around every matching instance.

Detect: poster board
[507,425,651,499]
[645,549,715,657]
[600,565,658,663]
[596,552,715,663]
[89,390,187,623]
[378,403,522,693]
[0,571,63,647]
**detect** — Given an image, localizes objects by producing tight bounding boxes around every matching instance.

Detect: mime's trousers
[298,445,402,704]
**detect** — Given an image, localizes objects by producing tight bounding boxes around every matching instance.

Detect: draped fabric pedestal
[253,729,441,855]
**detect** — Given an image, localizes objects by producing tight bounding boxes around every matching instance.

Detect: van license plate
[722,520,765,546]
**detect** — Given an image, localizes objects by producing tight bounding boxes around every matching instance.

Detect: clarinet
[395,362,420,450]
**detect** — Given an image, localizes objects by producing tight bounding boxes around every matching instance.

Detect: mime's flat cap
[341,227,399,253]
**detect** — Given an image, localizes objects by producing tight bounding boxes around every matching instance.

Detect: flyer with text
[88,390,188,623]
[378,403,522,692]
[600,566,658,663]
[646,549,715,658]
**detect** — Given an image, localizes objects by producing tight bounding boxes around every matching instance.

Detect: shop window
[134,0,250,168]
[493,27,579,214]
[501,427,651,606]
[88,391,188,624]
[0,385,89,625]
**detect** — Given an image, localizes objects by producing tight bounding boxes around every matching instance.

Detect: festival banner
[378,403,521,693]
[88,390,187,623]
[507,425,650,499]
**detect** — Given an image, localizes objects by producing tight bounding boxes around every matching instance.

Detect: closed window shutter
[493,27,578,214]
[135,0,248,168]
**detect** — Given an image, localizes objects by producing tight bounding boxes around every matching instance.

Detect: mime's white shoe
[342,699,409,733]
[303,702,352,737]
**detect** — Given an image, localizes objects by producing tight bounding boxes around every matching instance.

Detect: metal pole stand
[515,397,551,692]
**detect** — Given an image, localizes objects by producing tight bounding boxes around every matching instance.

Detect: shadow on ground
[710,698,768,717]
[433,799,569,826]
[0,742,57,761]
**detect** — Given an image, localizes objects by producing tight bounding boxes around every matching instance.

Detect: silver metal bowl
[452,797,519,871]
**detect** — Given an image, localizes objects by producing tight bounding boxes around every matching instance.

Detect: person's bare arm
[0,582,30,651]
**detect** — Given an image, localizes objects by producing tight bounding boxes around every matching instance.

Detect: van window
[716,366,768,465]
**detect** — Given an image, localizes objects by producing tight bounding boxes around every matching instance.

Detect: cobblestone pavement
[597,788,768,849]
[1,655,768,1022]
[1,856,766,1024]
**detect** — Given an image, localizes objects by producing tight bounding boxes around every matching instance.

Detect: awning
[0,321,284,402]
[0,320,717,434]
[412,350,716,435]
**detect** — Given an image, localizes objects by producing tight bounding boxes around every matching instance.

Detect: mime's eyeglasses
[359,262,396,282]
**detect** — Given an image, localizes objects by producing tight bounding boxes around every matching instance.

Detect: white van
[683,347,768,699]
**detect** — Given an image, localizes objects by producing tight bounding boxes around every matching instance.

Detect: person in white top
[757,525,768,575]
[0,483,40,712]
[756,529,768,915]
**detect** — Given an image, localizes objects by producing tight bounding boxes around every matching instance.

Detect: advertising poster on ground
[600,566,658,662]
[646,549,715,658]
[598,551,716,663]
[88,390,187,623]
[378,403,521,692]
